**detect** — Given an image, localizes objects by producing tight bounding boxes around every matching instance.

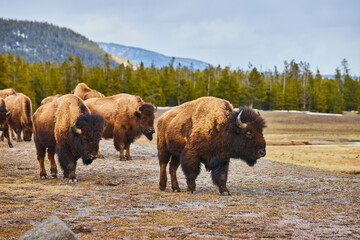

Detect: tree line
[0,52,359,113]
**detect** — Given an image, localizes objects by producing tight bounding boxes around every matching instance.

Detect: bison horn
[72,121,82,135]
[153,104,157,113]
[136,105,143,114]
[6,111,10,116]
[236,110,247,129]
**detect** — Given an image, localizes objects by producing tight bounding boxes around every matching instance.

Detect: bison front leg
[3,130,13,148]
[180,149,201,194]
[211,160,231,195]
[15,128,22,142]
[58,150,78,182]
[9,125,16,141]
[114,130,126,161]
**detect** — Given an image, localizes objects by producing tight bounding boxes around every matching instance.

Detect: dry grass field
[261,111,360,174]
[0,109,359,239]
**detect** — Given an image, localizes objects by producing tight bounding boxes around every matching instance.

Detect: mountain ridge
[0,18,135,68]
[97,42,211,70]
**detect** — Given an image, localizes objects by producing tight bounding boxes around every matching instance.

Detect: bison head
[72,113,106,165]
[23,124,33,141]
[0,109,10,130]
[135,103,156,140]
[229,108,266,167]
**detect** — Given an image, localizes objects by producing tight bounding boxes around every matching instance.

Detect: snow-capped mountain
[97,42,211,70]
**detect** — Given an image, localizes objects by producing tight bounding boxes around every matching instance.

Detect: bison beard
[157,97,266,195]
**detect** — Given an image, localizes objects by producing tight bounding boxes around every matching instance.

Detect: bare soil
[1,110,360,239]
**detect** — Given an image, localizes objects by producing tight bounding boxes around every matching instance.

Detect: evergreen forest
[0,52,359,113]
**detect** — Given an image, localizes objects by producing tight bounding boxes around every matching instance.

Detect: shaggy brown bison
[84,94,156,160]
[40,94,62,105]
[73,83,105,100]
[0,97,13,148]
[157,97,266,195]
[0,88,16,99]
[4,93,33,141]
[33,94,106,182]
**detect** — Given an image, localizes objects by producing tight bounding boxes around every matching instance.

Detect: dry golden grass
[260,111,360,174]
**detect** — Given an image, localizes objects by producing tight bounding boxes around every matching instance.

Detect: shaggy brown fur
[4,93,33,141]
[73,83,105,100]
[84,93,156,160]
[0,88,16,99]
[0,98,13,148]
[157,97,266,195]
[33,94,105,181]
[40,94,62,105]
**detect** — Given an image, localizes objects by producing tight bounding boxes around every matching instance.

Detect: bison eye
[245,131,254,139]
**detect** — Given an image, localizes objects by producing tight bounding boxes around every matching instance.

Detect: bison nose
[149,128,155,134]
[88,154,98,160]
[258,149,266,158]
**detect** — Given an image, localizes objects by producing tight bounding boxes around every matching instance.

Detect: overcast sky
[1,0,359,75]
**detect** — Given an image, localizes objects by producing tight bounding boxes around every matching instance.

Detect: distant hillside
[97,42,211,70]
[0,18,135,68]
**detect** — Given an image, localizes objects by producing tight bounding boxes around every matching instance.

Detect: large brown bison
[33,94,106,182]
[73,83,105,100]
[84,94,156,160]
[157,97,266,195]
[4,93,33,141]
[40,94,62,105]
[0,97,13,148]
[0,88,16,99]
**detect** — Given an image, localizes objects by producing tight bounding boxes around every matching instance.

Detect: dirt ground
[0,110,360,239]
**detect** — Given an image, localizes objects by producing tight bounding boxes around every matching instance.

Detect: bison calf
[33,94,105,182]
[157,97,266,195]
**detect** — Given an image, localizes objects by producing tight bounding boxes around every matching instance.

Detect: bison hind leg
[170,155,181,192]
[158,147,171,191]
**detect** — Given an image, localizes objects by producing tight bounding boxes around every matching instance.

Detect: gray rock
[19,215,80,240]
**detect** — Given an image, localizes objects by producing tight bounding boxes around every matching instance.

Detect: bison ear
[72,121,82,135]
[6,111,10,116]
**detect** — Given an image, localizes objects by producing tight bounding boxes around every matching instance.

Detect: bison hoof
[8,144,13,148]
[40,175,47,180]
[221,191,231,196]
[159,186,166,191]
[69,179,77,183]
[173,188,181,192]
[188,191,196,194]
[51,174,58,178]
[126,156,132,160]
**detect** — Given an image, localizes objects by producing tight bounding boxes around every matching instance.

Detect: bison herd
[0,83,266,194]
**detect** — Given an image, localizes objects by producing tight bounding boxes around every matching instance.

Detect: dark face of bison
[72,113,105,165]
[135,104,156,140]
[0,109,10,130]
[229,108,266,167]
